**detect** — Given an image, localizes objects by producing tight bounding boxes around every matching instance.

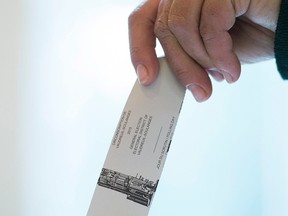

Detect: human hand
[128,0,280,102]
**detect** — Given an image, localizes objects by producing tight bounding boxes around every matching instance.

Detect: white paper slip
[87,57,186,216]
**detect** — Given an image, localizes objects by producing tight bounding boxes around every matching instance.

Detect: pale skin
[128,0,281,102]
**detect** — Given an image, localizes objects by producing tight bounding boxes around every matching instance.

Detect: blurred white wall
[0,0,288,216]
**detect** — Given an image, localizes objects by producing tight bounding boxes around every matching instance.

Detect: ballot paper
[87,58,186,216]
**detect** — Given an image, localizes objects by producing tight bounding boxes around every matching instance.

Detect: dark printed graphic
[97,168,159,206]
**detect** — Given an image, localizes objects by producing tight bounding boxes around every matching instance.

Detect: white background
[1,0,288,215]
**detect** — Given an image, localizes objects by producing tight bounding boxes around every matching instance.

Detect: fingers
[128,0,161,85]
[155,0,213,102]
[200,0,241,82]
[164,0,241,83]
[129,0,243,102]
[168,0,214,70]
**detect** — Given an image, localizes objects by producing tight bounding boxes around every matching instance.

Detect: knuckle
[167,14,186,32]
[130,45,143,57]
[199,25,210,40]
[174,67,192,85]
[199,24,218,42]
[154,18,171,39]
[128,9,140,26]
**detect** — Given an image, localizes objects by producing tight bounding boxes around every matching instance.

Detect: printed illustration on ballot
[97,168,159,206]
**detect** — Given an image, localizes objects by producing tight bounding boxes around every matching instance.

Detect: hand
[129,0,280,102]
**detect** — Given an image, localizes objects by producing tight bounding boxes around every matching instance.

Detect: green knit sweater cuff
[275,0,288,79]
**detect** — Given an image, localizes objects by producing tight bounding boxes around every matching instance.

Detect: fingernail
[136,64,149,85]
[186,83,208,102]
[206,68,224,81]
[207,68,234,83]
[222,71,234,83]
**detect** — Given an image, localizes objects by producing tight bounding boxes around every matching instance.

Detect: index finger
[128,0,161,85]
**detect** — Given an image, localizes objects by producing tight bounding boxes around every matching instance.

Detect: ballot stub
[87,58,186,216]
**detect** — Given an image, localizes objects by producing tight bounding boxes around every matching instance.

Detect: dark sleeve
[275,0,288,80]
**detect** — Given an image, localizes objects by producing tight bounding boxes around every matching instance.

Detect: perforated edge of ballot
[87,58,186,216]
